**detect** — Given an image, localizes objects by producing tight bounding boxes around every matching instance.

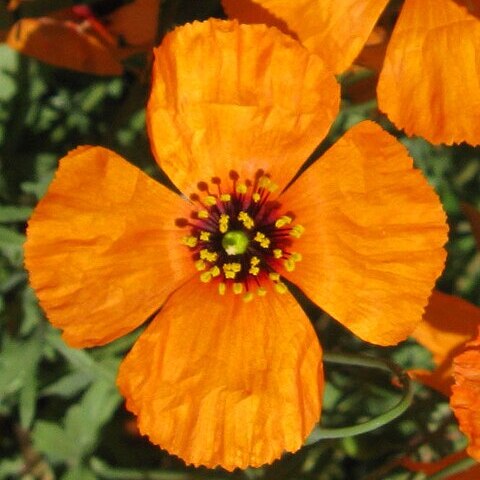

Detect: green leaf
[0,205,32,223]
[33,421,79,465]
[41,371,94,399]
[19,374,38,429]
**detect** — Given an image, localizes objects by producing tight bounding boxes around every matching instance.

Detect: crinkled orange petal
[411,291,480,395]
[147,19,340,196]
[107,0,160,48]
[452,330,480,461]
[222,0,388,74]
[377,0,480,145]
[117,278,323,470]
[25,146,196,348]
[280,121,448,346]
[6,18,123,75]
[401,450,480,479]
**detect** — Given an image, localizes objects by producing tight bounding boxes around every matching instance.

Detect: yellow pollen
[219,214,229,233]
[254,231,270,248]
[218,282,226,295]
[275,282,288,294]
[243,292,254,303]
[238,211,254,229]
[249,265,260,276]
[195,259,206,271]
[204,195,217,206]
[233,283,244,295]
[269,272,280,282]
[258,176,271,189]
[223,263,241,273]
[210,266,221,278]
[220,194,231,202]
[197,210,209,219]
[200,271,212,283]
[291,252,303,262]
[182,236,198,248]
[236,183,248,194]
[275,215,292,228]
[273,248,283,259]
[252,192,261,202]
[200,249,218,263]
[290,225,305,238]
[284,258,296,272]
[199,231,211,241]
[257,287,267,297]
[250,256,260,266]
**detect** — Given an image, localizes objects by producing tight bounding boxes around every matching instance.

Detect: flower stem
[306,352,413,443]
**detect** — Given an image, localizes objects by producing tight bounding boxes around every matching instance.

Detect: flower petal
[7,18,123,75]
[280,121,448,346]
[25,146,195,348]
[222,0,388,74]
[377,0,480,145]
[411,291,480,395]
[147,19,339,196]
[117,278,323,470]
[452,329,480,461]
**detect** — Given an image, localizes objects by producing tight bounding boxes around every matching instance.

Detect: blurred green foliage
[0,1,479,479]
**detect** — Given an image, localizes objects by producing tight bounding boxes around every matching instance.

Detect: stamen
[254,231,271,248]
[273,248,283,259]
[200,249,218,263]
[257,287,267,297]
[199,231,211,241]
[290,225,305,238]
[252,192,261,202]
[218,282,226,295]
[195,259,206,271]
[220,194,231,202]
[182,236,198,248]
[250,256,260,266]
[219,214,229,233]
[236,183,248,194]
[291,252,303,262]
[203,195,217,206]
[269,272,280,282]
[200,271,213,283]
[238,211,254,230]
[284,258,296,272]
[249,265,260,276]
[243,292,254,303]
[197,210,209,219]
[233,283,244,295]
[210,266,221,277]
[275,215,292,228]
[274,282,288,294]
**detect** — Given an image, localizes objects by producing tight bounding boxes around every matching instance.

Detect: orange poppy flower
[410,290,480,396]
[25,19,448,470]
[410,291,480,461]
[223,0,480,145]
[6,0,160,75]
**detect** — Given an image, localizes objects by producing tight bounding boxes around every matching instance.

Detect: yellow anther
[233,283,244,295]
[275,215,292,228]
[195,259,206,271]
[199,231,211,242]
[243,292,254,303]
[219,214,229,233]
[249,266,260,276]
[273,248,283,259]
[252,192,261,202]
[210,266,221,277]
[254,231,270,248]
[236,183,248,194]
[204,195,217,206]
[200,249,218,263]
[218,282,226,295]
[290,224,305,238]
[284,258,296,272]
[269,272,280,282]
[250,256,260,266]
[197,210,209,219]
[224,271,236,279]
[258,176,271,189]
[268,182,279,193]
[257,287,267,297]
[200,271,212,283]
[182,236,198,248]
[220,194,231,202]
[238,211,254,229]
[223,263,241,273]
[291,252,303,262]
[275,282,288,294]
